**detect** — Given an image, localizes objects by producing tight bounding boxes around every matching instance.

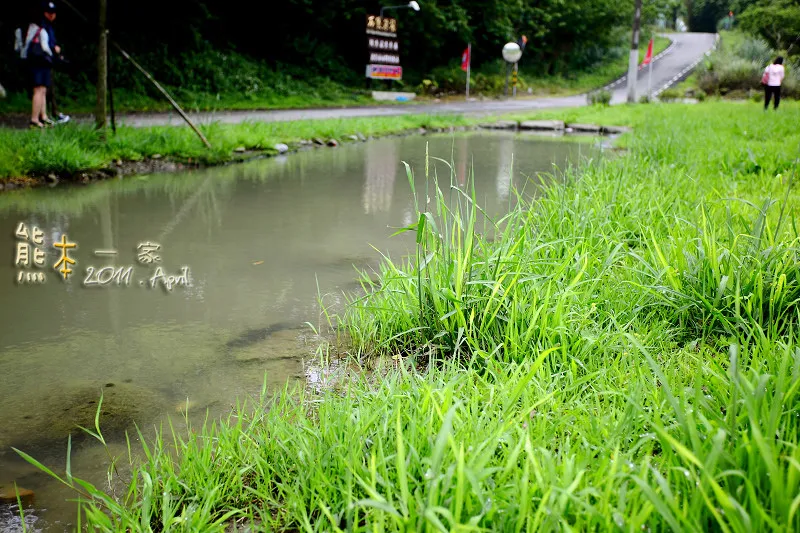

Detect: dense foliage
[738,0,800,52]
[694,31,799,98]
[1,0,673,102]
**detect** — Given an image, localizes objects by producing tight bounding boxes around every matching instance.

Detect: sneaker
[56,113,71,124]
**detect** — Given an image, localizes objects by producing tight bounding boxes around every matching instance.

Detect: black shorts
[30,66,52,88]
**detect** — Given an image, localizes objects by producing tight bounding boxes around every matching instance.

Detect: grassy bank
[0,115,474,183]
[16,102,800,531]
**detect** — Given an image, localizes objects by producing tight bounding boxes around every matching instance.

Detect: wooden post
[95,0,108,130]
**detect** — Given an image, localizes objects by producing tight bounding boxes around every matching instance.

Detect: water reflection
[0,131,599,532]
[363,140,398,214]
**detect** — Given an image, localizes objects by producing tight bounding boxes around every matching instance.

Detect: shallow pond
[0,131,601,531]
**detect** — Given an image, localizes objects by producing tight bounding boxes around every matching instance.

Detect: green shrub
[695,89,707,101]
[587,89,612,106]
[659,87,681,101]
[737,36,773,63]
[697,47,800,99]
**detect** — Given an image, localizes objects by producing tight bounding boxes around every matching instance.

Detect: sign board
[366,15,402,80]
[366,64,403,80]
[502,42,522,63]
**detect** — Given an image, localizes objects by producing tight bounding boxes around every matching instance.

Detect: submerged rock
[0,381,168,449]
[228,327,313,365]
[224,322,300,350]
[0,486,34,505]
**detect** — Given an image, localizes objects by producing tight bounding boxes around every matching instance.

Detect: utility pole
[626,0,642,103]
[95,0,108,130]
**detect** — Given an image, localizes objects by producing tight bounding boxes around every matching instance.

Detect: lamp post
[380,1,420,18]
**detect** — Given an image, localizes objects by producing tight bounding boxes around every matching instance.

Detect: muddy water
[0,131,600,531]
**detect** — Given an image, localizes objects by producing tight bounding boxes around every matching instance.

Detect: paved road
[121,32,717,128]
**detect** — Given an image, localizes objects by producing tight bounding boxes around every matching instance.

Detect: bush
[696,40,800,100]
[737,37,772,63]
[587,89,612,106]
[695,89,707,101]
[659,88,681,101]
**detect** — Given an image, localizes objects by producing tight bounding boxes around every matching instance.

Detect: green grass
[0,87,377,116]
[15,101,800,531]
[0,115,475,181]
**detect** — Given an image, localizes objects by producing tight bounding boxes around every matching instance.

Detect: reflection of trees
[362,141,398,215]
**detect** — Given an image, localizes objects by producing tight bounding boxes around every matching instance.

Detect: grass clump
[588,89,613,106]
[15,102,800,531]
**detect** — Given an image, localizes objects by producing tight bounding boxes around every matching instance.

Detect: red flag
[642,38,654,65]
[461,47,470,72]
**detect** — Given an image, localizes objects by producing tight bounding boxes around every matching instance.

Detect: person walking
[40,2,70,124]
[22,2,59,128]
[763,56,785,111]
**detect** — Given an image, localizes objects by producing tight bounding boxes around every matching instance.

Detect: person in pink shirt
[763,56,785,110]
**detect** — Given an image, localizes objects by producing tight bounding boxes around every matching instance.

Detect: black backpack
[17,25,51,65]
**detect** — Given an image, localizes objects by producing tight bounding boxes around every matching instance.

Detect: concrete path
[121,32,717,128]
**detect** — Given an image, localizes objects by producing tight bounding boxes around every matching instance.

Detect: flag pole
[647,36,654,99]
[466,43,471,99]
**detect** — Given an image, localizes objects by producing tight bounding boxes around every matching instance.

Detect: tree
[739,0,800,53]
[95,0,107,130]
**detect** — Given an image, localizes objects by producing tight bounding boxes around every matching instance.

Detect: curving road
[122,32,717,128]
